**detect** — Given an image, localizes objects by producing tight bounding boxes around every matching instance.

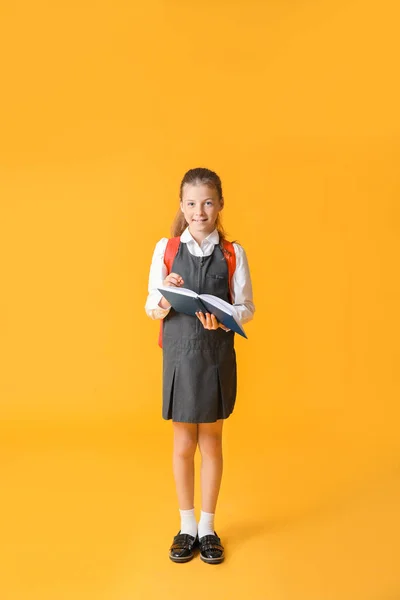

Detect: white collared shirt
[145,227,255,325]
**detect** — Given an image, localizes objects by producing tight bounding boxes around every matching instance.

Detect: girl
[145,167,255,564]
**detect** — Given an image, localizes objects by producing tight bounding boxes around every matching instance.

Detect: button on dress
[162,242,237,423]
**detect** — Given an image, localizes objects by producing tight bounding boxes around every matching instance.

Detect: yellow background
[1,1,399,598]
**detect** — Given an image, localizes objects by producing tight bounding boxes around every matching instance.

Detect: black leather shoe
[199,531,225,564]
[169,531,197,563]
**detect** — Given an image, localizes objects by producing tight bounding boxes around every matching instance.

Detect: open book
[157,285,247,339]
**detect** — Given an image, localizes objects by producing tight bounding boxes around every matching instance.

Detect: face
[180,183,223,237]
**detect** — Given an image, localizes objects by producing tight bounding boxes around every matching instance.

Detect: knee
[198,433,223,459]
[174,435,197,460]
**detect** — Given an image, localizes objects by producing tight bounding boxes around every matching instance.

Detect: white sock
[198,510,215,539]
[179,508,197,538]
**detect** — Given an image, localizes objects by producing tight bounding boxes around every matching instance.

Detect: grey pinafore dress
[162,241,237,423]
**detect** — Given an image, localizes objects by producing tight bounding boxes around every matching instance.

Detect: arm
[231,243,255,325]
[144,238,172,320]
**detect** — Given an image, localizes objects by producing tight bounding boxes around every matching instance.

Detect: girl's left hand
[195,312,230,331]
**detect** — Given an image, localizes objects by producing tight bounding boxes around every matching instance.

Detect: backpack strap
[158,237,236,348]
[163,236,181,273]
[158,237,181,348]
[221,240,236,303]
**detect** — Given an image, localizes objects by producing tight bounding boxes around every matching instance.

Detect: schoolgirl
[145,167,255,563]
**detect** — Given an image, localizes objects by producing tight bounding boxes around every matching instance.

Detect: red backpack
[158,237,236,348]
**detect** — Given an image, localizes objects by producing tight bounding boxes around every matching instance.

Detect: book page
[199,294,233,314]
[157,285,198,298]
[200,294,243,329]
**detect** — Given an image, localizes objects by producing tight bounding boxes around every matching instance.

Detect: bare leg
[172,422,198,510]
[198,420,224,514]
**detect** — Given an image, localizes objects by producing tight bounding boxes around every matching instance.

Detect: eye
[206,201,213,206]
[187,202,195,207]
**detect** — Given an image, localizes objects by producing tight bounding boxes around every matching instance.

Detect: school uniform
[145,227,255,423]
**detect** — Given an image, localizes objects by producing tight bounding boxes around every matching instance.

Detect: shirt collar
[181,226,220,246]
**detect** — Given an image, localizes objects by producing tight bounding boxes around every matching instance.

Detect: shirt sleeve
[230,243,255,326]
[144,238,172,320]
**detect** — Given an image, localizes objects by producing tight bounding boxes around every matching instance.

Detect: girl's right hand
[163,272,184,288]
[158,272,184,309]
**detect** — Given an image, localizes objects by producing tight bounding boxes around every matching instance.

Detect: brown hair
[171,167,234,253]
